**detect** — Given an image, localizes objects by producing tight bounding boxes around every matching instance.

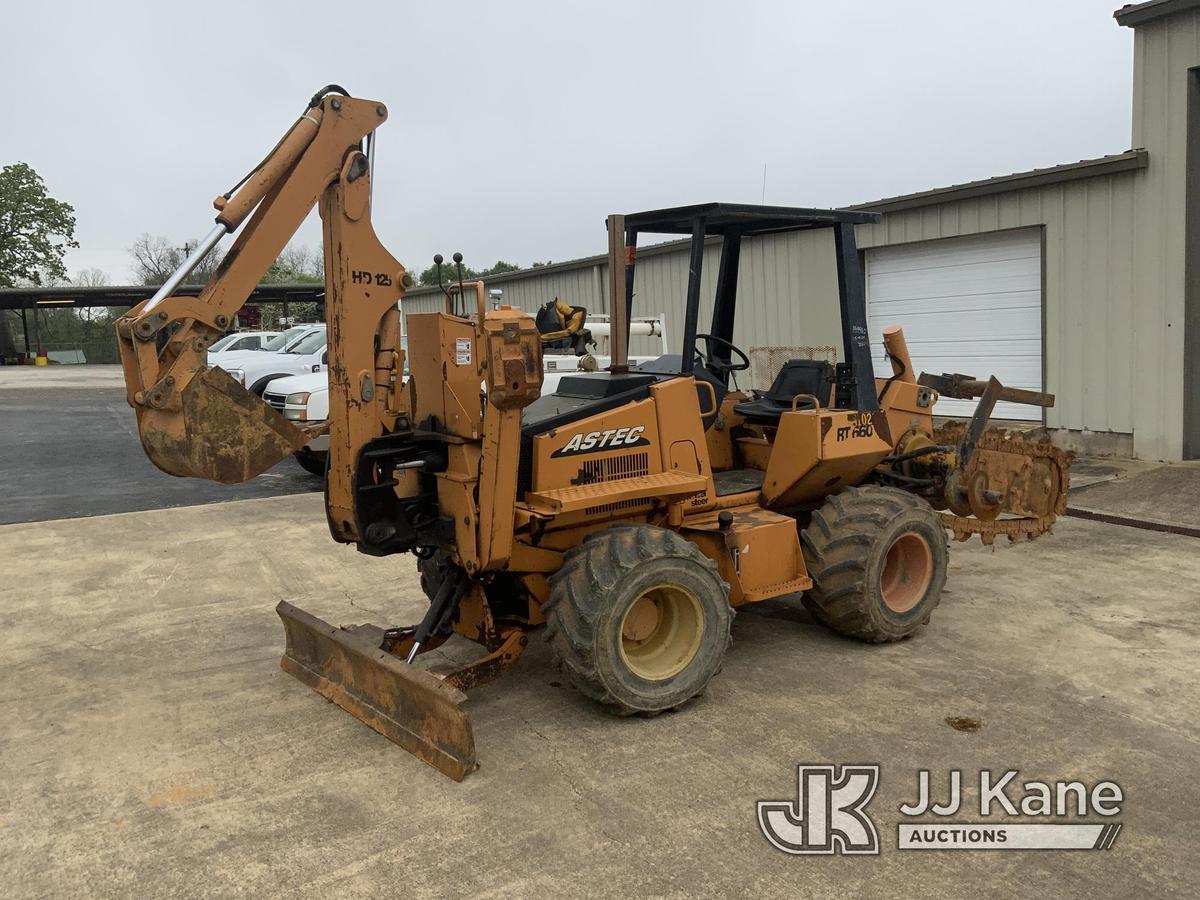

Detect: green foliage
[0,162,78,287]
[34,304,128,363]
[484,260,519,276]
[0,261,127,360]
[418,260,477,286]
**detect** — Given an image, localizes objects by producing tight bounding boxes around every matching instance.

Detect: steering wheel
[693,333,750,374]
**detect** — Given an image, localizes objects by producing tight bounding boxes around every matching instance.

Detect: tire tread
[545,525,732,714]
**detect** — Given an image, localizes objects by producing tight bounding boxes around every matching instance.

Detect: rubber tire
[801,485,947,643]
[294,449,327,476]
[543,524,733,716]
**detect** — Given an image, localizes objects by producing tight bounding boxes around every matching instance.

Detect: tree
[417,259,521,286]
[71,268,120,344]
[129,235,327,288]
[256,243,324,327]
[419,259,476,286]
[0,162,78,287]
[263,243,324,284]
[481,260,519,277]
[129,233,226,286]
[126,236,327,328]
[73,267,109,287]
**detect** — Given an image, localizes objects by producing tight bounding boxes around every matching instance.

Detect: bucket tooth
[276,601,478,781]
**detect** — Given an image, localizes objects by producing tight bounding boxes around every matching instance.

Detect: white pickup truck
[262,353,349,475]
[265,314,668,475]
[208,324,314,368]
[220,325,327,396]
[207,330,280,356]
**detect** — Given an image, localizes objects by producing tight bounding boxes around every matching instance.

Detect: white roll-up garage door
[865,228,1043,421]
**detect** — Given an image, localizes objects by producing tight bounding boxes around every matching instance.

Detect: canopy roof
[621,202,880,236]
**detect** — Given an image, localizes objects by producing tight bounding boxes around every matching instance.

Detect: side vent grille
[581,452,652,516]
[579,451,649,485]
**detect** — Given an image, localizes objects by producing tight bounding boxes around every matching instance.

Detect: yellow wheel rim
[618,584,705,681]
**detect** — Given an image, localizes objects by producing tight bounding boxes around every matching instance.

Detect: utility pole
[181,242,194,284]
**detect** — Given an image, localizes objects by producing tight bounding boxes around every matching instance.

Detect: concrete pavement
[1068,460,1200,530]
[2,493,1197,898]
[0,364,127,391]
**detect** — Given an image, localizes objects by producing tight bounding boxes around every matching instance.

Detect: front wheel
[544,525,733,716]
[801,485,948,642]
[294,449,327,476]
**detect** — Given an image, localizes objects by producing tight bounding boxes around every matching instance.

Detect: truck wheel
[801,485,947,643]
[294,449,327,476]
[544,525,733,716]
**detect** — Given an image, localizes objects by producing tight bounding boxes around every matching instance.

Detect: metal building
[401,0,1200,462]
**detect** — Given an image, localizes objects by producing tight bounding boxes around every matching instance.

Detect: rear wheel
[801,485,947,642]
[544,525,733,715]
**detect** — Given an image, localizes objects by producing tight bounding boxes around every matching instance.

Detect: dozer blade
[138,366,309,484]
[276,601,478,781]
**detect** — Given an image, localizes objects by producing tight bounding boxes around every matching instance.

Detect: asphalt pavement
[0,367,319,525]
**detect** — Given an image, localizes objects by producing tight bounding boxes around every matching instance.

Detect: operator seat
[733,359,833,424]
[535,298,593,355]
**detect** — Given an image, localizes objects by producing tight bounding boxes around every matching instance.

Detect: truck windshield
[263,326,310,351]
[209,333,240,351]
[286,331,328,355]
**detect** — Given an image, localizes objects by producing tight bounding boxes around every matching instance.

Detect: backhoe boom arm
[115,89,411,546]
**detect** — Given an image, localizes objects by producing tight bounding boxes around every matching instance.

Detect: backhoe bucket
[276,601,478,781]
[138,366,309,484]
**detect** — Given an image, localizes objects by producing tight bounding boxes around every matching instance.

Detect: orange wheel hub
[880,532,933,613]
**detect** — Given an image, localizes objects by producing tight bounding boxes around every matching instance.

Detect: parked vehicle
[207,323,320,368]
[263,367,336,474]
[222,325,327,396]
[264,335,405,474]
[207,330,280,356]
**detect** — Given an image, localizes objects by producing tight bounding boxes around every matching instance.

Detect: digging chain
[931,427,1074,546]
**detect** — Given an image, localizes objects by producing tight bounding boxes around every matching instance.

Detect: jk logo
[757,765,881,855]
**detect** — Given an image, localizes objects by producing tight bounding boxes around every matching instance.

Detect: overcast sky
[4,0,1133,284]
